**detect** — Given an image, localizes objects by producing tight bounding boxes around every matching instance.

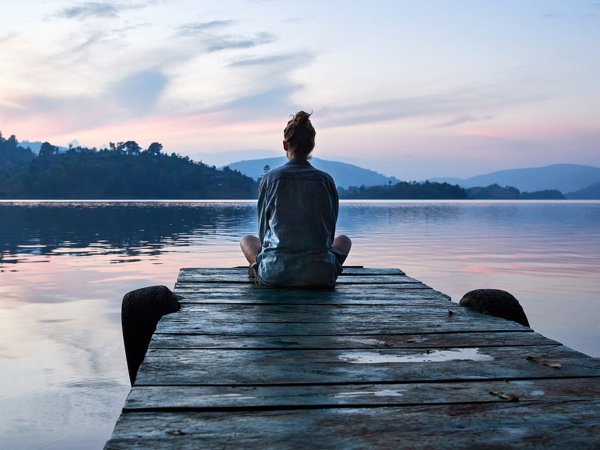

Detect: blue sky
[0,0,599,179]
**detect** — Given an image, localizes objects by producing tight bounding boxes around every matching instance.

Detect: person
[240,111,352,287]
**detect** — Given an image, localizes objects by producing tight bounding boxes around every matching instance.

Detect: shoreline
[1,198,600,203]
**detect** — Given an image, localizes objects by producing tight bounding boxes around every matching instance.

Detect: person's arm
[257,177,268,243]
[330,176,339,243]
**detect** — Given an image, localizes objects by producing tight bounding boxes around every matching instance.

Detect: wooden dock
[106,267,600,448]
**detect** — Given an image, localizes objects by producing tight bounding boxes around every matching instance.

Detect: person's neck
[286,151,309,161]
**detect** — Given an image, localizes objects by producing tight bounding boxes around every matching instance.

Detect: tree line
[1,132,565,200]
[338,181,564,200]
[0,133,257,199]
[338,181,468,199]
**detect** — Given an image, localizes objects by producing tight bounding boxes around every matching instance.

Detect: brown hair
[283,111,315,157]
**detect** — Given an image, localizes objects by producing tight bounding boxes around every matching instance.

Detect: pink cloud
[460,121,600,140]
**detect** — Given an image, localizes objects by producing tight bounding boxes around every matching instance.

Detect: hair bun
[284,110,316,157]
[293,111,311,125]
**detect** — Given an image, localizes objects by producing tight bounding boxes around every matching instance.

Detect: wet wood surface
[173,284,449,303]
[149,330,558,349]
[105,267,600,449]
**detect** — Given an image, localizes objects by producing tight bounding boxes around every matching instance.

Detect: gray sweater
[255,159,341,287]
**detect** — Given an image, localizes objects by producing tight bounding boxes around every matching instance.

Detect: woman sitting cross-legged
[240,111,351,288]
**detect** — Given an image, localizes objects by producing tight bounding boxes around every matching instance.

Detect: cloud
[113,69,168,115]
[3,93,120,136]
[56,1,160,20]
[316,96,449,128]
[0,32,17,44]
[315,86,551,129]
[112,22,153,36]
[177,20,235,35]
[66,22,152,57]
[0,98,23,111]
[228,53,312,68]
[3,68,169,137]
[204,53,315,118]
[224,84,300,114]
[69,31,107,53]
[59,2,119,19]
[176,20,276,53]
[202,32,276,52]
[437,114,495,128]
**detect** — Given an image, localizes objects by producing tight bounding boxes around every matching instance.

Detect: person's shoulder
[311,165,336,187]
[264,160,306,179]
[268,162,290,176]
[260,163,287,184]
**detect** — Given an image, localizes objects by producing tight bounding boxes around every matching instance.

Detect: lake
[1,200,599,449]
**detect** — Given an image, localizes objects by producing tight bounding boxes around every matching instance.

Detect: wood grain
[148,331,553,350]
[105,267,600,449]
[107,400,600,449]
[136,344,599,386]
[124,377,600,410]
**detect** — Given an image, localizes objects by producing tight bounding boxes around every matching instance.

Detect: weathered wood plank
[124,377,600,410]
[106,266,600,449]
[175,295,451,307]
[177,271,425,285]
[153,302,527,335]
[175,283,443,294]
[149,331,553,350]
[173,286,452,305]
[106,400,600,449]
[136,345,600,385]
[162,303,478,321]
[153,320,527,336]
[181,267,406,276]
[154,316,526,336]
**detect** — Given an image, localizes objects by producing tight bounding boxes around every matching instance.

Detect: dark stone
[460,289,530,328]
[121,285,180,385]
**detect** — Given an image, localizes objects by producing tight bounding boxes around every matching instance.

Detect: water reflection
[0,202,256,266]
[0,200,599,449]
[3,200,597,268]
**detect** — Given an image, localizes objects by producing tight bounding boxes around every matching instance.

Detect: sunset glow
[1,0,599,179]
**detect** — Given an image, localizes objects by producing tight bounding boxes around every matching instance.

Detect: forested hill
[0,133,570,200]
[338,181,468,199]
[338,182,565,200]
[0,134,257,199]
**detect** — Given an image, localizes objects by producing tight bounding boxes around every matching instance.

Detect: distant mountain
[226,157,398,188]
[21,141,68,154]
[429,164,600,193]
[567,181,600,199]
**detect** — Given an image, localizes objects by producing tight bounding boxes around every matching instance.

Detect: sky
[1,0,599,180]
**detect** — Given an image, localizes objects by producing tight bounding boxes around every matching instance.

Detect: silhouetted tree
[0,134,36,197]
[146,142,163,156]
[120,141,141,155]
[39,142,58,157]
[466,184,520,200]
[339,181,467,199]
[0,133,259,199]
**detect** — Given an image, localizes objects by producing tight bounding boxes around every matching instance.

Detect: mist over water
[1,200,599,449]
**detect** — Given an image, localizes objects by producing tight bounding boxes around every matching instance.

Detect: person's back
[256,159,340,287]
[240,111,352,288]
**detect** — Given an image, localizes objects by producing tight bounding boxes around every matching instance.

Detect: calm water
[1,200,599,449]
